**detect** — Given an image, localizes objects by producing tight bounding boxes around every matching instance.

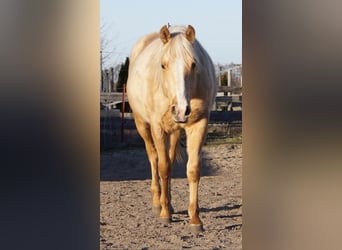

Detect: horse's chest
[160,110,180,133]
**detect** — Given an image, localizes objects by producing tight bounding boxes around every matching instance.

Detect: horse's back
[127,33,160,123]
[130,32,159,64]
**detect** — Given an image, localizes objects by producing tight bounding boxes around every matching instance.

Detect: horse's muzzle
[171,105,191,123]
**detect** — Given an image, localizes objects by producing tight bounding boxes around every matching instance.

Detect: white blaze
[174,59,188,111]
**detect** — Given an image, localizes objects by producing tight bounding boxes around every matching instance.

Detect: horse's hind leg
[167,130,181,214]
[185,118,208,232]
[133,114,160,214]
[169,130,181,165]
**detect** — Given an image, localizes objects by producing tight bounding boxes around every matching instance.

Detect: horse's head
[159,25,198,123]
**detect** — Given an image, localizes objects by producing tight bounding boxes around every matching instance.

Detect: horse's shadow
[174,204,242,216]
[172,204,242,230]
[100,146,218,181]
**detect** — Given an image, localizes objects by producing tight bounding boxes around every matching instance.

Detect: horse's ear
[160,25,170,44]
[185,25,196,44]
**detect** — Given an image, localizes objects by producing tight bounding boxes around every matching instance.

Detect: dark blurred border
[243,1,342,249]
[0,1,99,249]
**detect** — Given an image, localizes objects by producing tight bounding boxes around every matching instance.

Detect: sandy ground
[100,143,242,249]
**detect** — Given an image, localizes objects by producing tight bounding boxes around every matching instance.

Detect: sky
[100,0,241,67]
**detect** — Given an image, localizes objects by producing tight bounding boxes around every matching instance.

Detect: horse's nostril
[171,105,176,114]
[185,106,191,116]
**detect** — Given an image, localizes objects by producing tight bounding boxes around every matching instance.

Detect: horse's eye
[191,63,196,69]
[161,64,166,69]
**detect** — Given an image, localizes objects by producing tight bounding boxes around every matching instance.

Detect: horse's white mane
[168,25,187,33]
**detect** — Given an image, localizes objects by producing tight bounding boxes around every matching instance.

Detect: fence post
[121,84,126,143]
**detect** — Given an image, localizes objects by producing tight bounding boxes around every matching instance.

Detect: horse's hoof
[189,224,204,233]
[159,217,171,225]
[152,206,161,216]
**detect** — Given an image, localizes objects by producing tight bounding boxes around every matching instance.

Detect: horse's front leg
[133,115,160,214]
[185,118,208,232]
[151,124,172,223]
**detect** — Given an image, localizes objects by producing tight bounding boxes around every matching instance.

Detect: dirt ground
[100,143,242,249]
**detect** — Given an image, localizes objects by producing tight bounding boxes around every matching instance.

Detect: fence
[100,109,242,151]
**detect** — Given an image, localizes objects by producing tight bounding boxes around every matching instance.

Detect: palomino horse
[127,25,216,232]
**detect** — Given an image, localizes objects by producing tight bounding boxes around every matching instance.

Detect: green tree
[220,73,228,86]
[116,57,129,92]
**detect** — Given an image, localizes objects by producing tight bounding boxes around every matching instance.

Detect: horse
[126,24,216,232]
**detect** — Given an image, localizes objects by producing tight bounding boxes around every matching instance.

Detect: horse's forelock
[163,34,197,71]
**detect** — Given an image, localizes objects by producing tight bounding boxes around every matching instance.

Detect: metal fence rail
[100,110,242,151]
